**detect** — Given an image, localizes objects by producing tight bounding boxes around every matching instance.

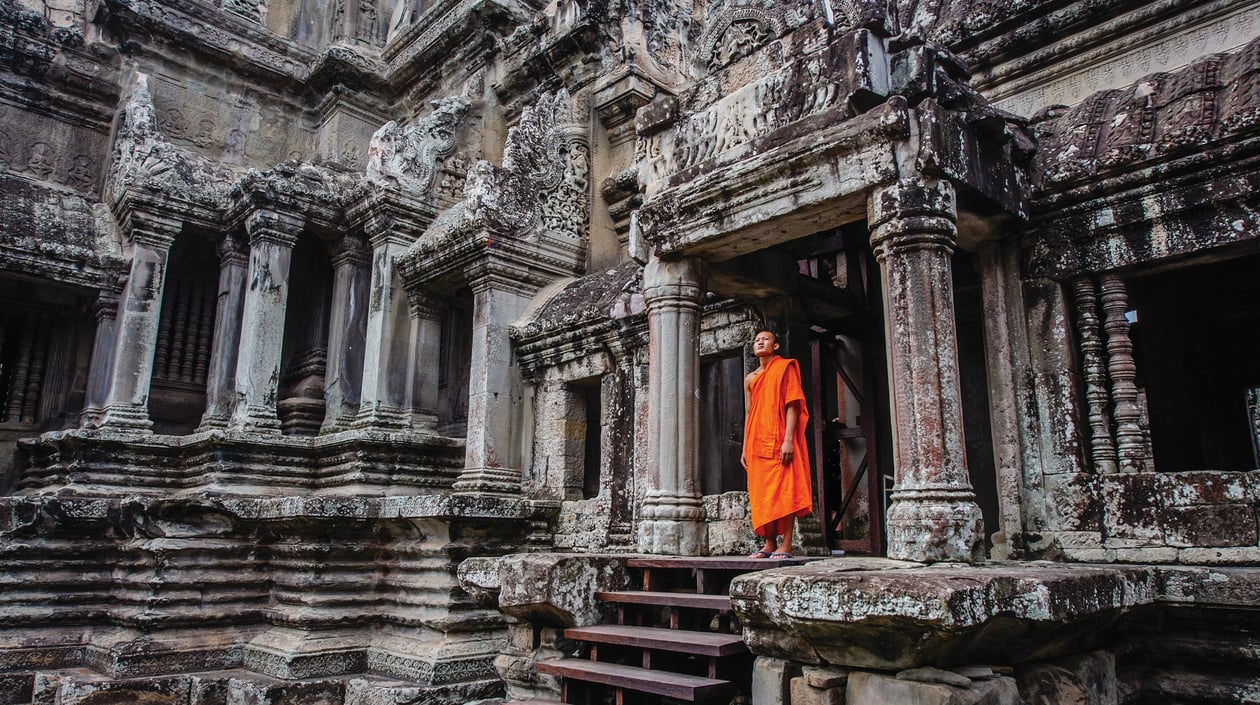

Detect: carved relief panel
[147,74,297,166]
[0,103,107,195]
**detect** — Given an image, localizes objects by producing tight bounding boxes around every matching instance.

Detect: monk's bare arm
[781,401,800,464]
[741,372,753,469]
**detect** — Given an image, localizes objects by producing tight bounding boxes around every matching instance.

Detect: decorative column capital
[328,233,371,268]
[642,255,707,308]
[123,211,182,250]
[217,231,250,268]
[243,209,303,248]
[868,179,958,259]
[405,289,447,320]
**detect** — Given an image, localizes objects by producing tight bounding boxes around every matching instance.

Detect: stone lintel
[632,100,907,262]
[730,560,1160,670]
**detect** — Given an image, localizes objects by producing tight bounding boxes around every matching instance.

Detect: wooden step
[536,658,733,702]
[565,624,747,657]
[627,556,813,570]
[595,590,732,612]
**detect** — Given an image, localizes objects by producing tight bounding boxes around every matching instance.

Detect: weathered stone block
[732,560,1157,669]
[494,553,630,627]
[753,656,801,705]
[1162,504,1257,548]
[1042,472,1101,532]
[1101,473,1167,543]
[804,665,851,689]
[1016,651,1116,705]
[847,671,1020,705]
[793,676,847,705]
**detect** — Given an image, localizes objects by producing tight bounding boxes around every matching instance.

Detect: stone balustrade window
[150,234,218,435]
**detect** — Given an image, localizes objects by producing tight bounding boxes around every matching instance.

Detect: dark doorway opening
[1127,252,1260,471]
[700,354,746,495]
[149,232,218,434]
[953,252,1000,554]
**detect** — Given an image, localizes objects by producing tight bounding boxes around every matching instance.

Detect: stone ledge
[731,560,1260,671]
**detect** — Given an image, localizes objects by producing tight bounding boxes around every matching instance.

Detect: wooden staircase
[536,556,811,704]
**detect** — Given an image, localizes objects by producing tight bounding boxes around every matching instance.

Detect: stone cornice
[382,0,540,88]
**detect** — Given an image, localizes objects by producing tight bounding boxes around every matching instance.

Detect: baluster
[1100,274,1147,471]
[178,280,201,383]
[1071,277,1117,473]
[21,314,50,424]
[6,314,33,422]
[193,278,214,386]
[170,279,191,383]
[154,281,175,381]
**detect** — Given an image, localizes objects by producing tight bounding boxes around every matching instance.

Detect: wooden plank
[536,658,733,702]
[565,625,747,657]
[627,556,815,570]
[594,591,732,612]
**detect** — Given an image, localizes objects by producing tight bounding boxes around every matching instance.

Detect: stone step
[536,658,733,702]
[565,624,747,657]
[595,590,732,612]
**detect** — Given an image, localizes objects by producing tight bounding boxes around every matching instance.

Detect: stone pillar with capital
[404,290,445,433]
[452,260,535,494]
[868,178,985,563]
[355,232,412,430]
[96,214,181,432]
[81,273,126,428]
[322,234,371,432]
[199,232,249,430]
[637,255,708,556]
[229,210,302,432]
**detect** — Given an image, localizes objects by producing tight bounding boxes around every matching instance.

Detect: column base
[453,466,522,495]
[637,493,707,555]
[96,403,153,433]
[353,403,410,431]
[197,413,230,432]
[228,404,282,434]
[885,488,985,564]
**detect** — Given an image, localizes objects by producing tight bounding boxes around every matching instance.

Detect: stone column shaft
[868,179,983,563]
[356,236,411,429]
[322,235,371,432]
[81,278,124,427]
[98,216,180,432]
[452,262,535,494]
[229,210,301,432]
[199,233,249,429]
[405,292,444,433]
[638,255,707,556]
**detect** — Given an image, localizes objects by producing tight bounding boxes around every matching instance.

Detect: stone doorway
[708,223,894,556]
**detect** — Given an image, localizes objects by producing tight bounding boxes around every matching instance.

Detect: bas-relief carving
[222,0,268,24]
[0,104,104,194]
[1036,33,1260,186]
[995,4,1260,118]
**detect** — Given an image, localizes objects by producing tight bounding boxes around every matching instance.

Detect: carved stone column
[452,259,536,494]
[637,255,708,556]
[355,232,412,430]
[81,273,125,427]
[868,179,984,563]
[97,214,181,432]
[1099,274,1149,472]
[322,234,371,432]
[199,232,249,430]
[404,290,445,433]
[229,210,301,432]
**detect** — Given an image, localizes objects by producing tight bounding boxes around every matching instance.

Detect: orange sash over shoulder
[744,355,813,536]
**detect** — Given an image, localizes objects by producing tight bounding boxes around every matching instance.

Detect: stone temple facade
[0,0,1259,703]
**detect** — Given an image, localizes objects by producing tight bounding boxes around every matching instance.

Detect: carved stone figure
[367,95,470,192]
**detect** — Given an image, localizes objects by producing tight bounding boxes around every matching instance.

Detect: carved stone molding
[367,95,471,194]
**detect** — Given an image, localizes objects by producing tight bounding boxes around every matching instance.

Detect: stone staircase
[535,556,811,704]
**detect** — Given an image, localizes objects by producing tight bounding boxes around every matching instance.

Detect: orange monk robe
[744,355,813,537]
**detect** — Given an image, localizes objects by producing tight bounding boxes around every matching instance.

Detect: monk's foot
[749,550,773,559]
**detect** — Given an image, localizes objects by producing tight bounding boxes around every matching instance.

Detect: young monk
[742,328,813,558]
